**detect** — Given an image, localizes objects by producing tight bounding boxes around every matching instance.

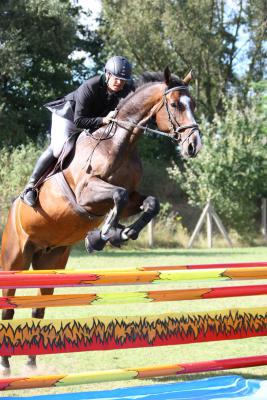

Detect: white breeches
[50,113,80,158]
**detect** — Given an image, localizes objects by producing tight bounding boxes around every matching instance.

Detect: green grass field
[2,246,267,397]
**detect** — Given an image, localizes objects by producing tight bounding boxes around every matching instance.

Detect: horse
[0,67,202,375]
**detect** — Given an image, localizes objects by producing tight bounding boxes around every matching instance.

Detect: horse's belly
[107,162,142,191]
[19,182,102,247]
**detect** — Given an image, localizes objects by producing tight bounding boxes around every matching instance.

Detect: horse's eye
[170,102,177,108]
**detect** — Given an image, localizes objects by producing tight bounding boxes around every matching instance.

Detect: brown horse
[0,68,202,375]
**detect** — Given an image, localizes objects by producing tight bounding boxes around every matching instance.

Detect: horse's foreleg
[1,225,33,376]
[76,177,128,252]
[123,195,160,240]
[1,289,16,376]
[107,191,160,246]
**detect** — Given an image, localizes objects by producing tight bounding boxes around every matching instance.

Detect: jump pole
[0,261,266,275]
[1,284,267,309]
[1,266,267,288]
[1,354,267,391]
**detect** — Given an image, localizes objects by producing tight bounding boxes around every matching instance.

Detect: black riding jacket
[45,74,134,133]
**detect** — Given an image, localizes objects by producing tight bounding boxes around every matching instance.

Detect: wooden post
[261,198,267,240]
[210,204,233,248]
[207,200,213,248]
[187,202,210,248]
[148,219,154,248]
[188,199,232,248]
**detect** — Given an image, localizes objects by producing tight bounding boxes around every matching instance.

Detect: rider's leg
[21,113,78,207]
[50,113,80,158]
[21,146,57,207]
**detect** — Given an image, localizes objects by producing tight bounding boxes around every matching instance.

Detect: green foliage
[168,83,267,237]
[99,0,265,119]
[0,141,43,226]
[245,0,267,82]
[0,0,100,146]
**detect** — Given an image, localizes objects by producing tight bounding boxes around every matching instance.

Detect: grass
[2,245,267,397]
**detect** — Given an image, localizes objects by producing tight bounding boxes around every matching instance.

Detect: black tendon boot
[21,147,57,207]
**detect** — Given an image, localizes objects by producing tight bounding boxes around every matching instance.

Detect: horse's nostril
[188,143,195,156]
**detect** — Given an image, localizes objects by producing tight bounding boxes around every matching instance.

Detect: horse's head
[155,67,202,158]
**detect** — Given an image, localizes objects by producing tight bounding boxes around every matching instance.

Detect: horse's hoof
[0,365,11,376]
[85,230,106,253]
[0,357,11,376]
[124,228,139,240]
[108,227,126,248]
[24,363,37,374]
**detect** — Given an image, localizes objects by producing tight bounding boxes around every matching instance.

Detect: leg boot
[21,147,57,207]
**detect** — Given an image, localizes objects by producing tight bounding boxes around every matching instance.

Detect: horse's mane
[135,71,184,89]
[117,71,184,112]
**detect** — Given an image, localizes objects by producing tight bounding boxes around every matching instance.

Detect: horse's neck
[115,83,165,143]
[67,83,165,182]
[122,83,164,121]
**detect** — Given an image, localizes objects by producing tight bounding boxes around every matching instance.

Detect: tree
[0,0,101,146]
[168,82,267,237]
[99,0,265,119]
[245,0,267,82]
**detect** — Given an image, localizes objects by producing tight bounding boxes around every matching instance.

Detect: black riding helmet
[105,56,132,80]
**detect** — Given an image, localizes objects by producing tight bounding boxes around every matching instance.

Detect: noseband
[163,86,199,144]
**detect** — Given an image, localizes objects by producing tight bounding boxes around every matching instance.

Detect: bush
[0,142,43,228]
[168,87,267,239]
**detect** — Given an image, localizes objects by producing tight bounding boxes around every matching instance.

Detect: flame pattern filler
[0,307,266,356]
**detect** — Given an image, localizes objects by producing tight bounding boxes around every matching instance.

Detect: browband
[164,85,188,95]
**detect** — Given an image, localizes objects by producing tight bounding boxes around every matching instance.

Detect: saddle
[35,132,80,189]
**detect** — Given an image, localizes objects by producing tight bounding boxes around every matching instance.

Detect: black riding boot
[21,147,57,207]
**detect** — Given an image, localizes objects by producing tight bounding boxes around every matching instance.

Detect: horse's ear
[164,66,171,86]
[183,70,193,85]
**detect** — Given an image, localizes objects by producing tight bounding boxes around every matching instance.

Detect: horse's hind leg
[1,236,33,376]
[26,246,70,370]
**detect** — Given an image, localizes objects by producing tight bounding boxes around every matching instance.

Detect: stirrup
[20,186,39,207]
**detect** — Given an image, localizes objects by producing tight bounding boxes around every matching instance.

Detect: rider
[21,55,133,207]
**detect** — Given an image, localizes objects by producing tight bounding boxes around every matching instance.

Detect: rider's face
[106,73,126,92]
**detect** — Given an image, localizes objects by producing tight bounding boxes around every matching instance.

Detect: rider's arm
[73,82,105,131]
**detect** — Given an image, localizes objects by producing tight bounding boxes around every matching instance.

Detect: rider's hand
[102,110,117,125]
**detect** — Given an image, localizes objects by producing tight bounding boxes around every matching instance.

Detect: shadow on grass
[70,246,252,259]
[150,370,267,383]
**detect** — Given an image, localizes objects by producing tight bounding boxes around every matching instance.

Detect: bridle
[90,85,200,145]
[163,86,199,144]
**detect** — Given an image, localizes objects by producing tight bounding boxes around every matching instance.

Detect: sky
[78,0,101,23]
[71,0,101,68]
[75,0,251,76]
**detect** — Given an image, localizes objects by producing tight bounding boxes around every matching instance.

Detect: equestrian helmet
[105,56,132,80]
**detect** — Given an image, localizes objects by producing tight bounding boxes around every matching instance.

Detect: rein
[109,117,175,141]
[106,84,199,144]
